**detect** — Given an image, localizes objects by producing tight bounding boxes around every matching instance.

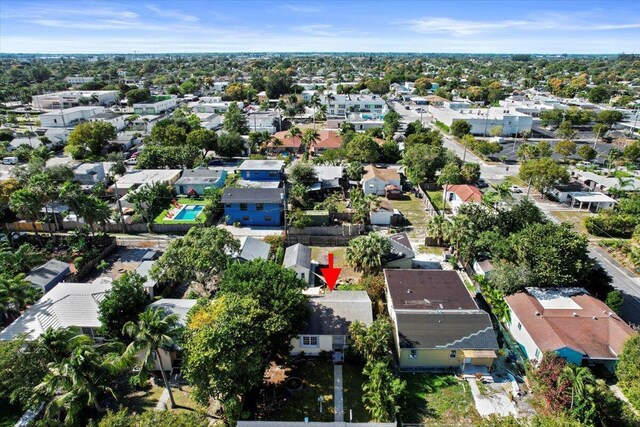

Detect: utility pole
[113,181,127,233]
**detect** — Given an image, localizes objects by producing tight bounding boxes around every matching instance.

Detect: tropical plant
[122,307,182,408]
[346,233,391,274]
[362,361,405,422]
[426,214,450,246]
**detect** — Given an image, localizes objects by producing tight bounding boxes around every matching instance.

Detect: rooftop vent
[535,311,540,316]
[406,288,412,294]
[592,316,598,320]
[572,312,578,317]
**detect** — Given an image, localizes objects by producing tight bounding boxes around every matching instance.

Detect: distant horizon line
[0,51,636,56]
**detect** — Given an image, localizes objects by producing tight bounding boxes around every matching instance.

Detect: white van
[2,157,18,165]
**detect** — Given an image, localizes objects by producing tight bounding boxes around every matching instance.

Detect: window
[256,203,264,211]
[517,322,522,331]
[301,336,319,348]
[449,350,457,358]
[242,216,250,221]
[269,171,279,178]
[240,203,248,211]
[409,349,417,359]
[300,272,305,280]
[53,119,57,123]
[264,216,272,221]
[534,349,540,359]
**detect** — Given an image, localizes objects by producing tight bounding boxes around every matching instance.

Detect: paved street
[390,100,640,325]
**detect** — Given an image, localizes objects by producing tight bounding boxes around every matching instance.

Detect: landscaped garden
[153,198,209,224]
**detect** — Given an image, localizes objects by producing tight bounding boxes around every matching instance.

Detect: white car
[125,158,137,165]
[509,185,523,193]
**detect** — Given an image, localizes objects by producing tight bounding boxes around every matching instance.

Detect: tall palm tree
[36,343,121,424]
[78,196,111,236]
[286,126,302,154]
[0,242,46,274]
[9,188,43,243]
[39,327,93,362]
[59,182,84,231]
[301,128,320,157]
[275,99,287,131]
[482,287,510,323]
[310,93,322,129]
[123,307,182,409]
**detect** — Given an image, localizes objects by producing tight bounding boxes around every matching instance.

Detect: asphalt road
[390,100,640,325]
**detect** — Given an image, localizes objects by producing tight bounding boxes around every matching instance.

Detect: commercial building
[32,90,118,110]
[322,94,387,116]
[39,106,106,128]
[64,75,95,85]
[133,95,178,115]
[428,105,533,136]
[89,112,127,131]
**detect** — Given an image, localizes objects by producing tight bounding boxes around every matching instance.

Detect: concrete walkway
[334,365,344,422]
[467,378,517,417]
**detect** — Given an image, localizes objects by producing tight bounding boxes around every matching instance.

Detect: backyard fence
[285,235,356,246]
[417,185,439,216]
[288,224,363,236]
[66,238,117,282]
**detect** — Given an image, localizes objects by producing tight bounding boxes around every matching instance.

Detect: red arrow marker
[320,253,341,291]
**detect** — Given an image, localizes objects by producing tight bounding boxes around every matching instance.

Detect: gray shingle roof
[221,188,284,204]
[175,168,225,185]
[25,259,70,291]
[302,291,373,335]
[237,237,271,262]
[283,243,311,269]
[396,312,499,350]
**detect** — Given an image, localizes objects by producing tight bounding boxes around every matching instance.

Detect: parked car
[207,158,223,166]
[509,186,523,193]
[404,105,410,110]
[2,157,18,165]
[476,179,489,188]
[125,158,137,165]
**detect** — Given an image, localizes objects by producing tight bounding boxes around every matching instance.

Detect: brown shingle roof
[505,289,635,359]
[385,270,477,311]
[362,165,400,183]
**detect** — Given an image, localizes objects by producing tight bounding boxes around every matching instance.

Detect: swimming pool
[173,205,204,221]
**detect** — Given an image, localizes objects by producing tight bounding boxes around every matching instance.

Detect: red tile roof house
[443,184,483,214]
[505,287,635,372]
[269,130,341,155]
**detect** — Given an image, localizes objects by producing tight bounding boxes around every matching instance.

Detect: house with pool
[222,187,284,226]
[174,167,227,196]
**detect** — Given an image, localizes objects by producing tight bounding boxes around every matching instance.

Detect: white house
[505,288,635,371]
[291,291,373,355]
[39,106,105,128]
[283,243,312,285]
[110,169,181,196]
[370,199,397,226]
[0,278,113,341]
[361,165,401,196]
[245,111,277,134]
[73,162,107,185]
[32,91,118,110]
[443,184,483,214]
[194,112,222,130]
[90,112,126,131]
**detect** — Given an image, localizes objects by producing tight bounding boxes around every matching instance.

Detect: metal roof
[283,243,311,269]
[237,160,285,171]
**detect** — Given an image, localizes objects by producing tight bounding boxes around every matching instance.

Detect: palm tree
[310,93,322,129]
[123,307,182,409]
[346,233,391,274]
[482,287,510,323]
[78,196,111,236]
[0,273,41,319]
[315,104,327,122]
[362,361,404,422]
[286,126,302,154]
[9,188,43,243]
[0,242,46,274]
[59,182,84,231]
[39,327,93,362]
[275,99,287,131]
[426,215,450,246]
[301,128,320,157]
[558,364,595,412]
[36,343,121,424]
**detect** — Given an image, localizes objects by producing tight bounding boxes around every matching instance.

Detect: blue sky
[1,0,639,54]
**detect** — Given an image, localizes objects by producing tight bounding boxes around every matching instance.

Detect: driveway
[217,224,283,238]
[467,378,517,417]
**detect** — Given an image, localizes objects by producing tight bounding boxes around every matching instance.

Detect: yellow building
[384,269,498,371]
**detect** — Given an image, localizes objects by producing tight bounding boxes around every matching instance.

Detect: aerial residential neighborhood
[0,1,639,427]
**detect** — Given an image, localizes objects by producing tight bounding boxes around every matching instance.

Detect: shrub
[584,213,638,238]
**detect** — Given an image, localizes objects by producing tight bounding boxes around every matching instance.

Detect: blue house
[174,168,227,196]
[222,188,284,226]
[237,160,285,181]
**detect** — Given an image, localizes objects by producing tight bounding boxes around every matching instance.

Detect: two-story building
[133,95,178,115]
[237,160,285,182]
[39,106,106,128]
[222,187,284,226]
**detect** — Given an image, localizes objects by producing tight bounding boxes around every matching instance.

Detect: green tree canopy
[450,120,472,138]
[223,102,250,134]
[216,132,245,159]
[345,134,380,163]
[402,143,447,184]
[519,157,569,195]
[98,272,148,341]
[66,121,116,158]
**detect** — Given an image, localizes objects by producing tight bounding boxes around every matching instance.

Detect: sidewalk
[334,365,344,422]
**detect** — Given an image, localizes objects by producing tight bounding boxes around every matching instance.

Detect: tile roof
[505,288,635,360]
[272,131,302,148]
[362,165,400,182]
[314,130,342,149]
[302,291,373,335]
[447,184,483,203]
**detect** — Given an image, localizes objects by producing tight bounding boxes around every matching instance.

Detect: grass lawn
[388,193,434,239]
[153,198,209,225]
[400,373,481,426]
[259,359,335,422]
[502,175,528,187]
[549,210,593,235]
[123,384,166,414]
[342,363,370,423]
[170,385,207,413]
[418,245,445,255]
[425,191,448,214]
[310,246,362,284]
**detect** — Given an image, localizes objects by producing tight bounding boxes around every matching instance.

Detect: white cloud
[282,4,322,13]
[146,4,199,23]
